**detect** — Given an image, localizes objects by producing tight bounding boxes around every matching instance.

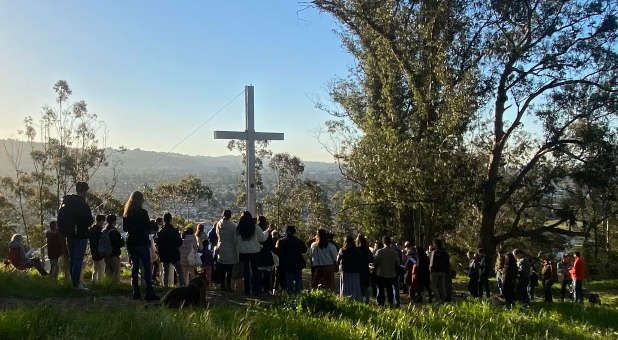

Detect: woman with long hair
[180,227,199,284]
[123,191,159,300]
[237,211,271,296]
[195,223,207,251]
[356,234,373,302]
[310,228,337,289]
[337,235,362,300]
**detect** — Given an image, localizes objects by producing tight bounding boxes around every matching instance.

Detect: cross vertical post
[245,85,256,216]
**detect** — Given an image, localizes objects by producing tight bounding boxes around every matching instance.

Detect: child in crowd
[46,221,64,279]
[200,239,214,284]
[103,214,125,283]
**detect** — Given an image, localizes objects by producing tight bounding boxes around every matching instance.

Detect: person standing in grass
[338,235,363,301]
[557,254,572,302]
[540,258,554,303]
[215,210,238,291]
[477,248,490,298]
[89,214,106,283]
[237,211,271,296]
[271,229,285,295]
[495,249,505,295]
[569,252,586,303]
[200,239,214,283]
[502,251,518,306]
[57,181,94,290]
[256,216,275,296]
[374,236,401,307]
[274,225,307,295]
[122,191,159,301]
[195,223,208,251]
[46,221,64,280]
[103,214,124,283]
[356,234,373,302]
[156,213,185,288]
[413,246,432,303]
[513,249,530,303]
[466,251,479,298]
[429,239,450,303]
[180,227,199,285]
[310,228,338,290]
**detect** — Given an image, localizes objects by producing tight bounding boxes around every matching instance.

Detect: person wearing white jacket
[237,211,272,296]
[179,228,199,285]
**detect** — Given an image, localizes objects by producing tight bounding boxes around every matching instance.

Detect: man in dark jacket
[156,212,185,287]
[429,239,450,303]
[57,181,94,290]
[477,248,490,298]
[274,225,307,295]
[502,252,518,306]
[103,214,124,283]
[89,215,106,283]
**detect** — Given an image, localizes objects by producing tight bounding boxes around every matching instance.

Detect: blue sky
[0,1,354,161]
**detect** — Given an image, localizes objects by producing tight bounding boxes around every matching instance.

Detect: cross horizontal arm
[214,130,247,140]
[254,132,284,140]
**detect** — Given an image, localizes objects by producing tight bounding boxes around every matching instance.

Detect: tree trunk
[607,219,611,253]
[398,207,414,244]
[480,204,498,269]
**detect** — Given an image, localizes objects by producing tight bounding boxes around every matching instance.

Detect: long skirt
[340,272,362,301]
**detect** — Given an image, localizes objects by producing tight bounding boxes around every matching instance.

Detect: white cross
[214,85,284,217]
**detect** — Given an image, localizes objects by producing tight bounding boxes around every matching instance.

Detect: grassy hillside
[0,269,616,340]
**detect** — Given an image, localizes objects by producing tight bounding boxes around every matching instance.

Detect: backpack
[98,230,112,257]
[57,203,75,237]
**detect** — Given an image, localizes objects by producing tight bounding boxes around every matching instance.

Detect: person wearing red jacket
[569,252,586,303]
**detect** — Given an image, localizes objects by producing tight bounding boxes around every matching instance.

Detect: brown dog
[161,275,207,308]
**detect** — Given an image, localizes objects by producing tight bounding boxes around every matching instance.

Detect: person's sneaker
[145,293,160,301]
[132,291,142,300]
[77,284,89,291]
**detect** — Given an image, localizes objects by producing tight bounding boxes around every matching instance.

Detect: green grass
[1,269,617,340]
[0,268,133,298]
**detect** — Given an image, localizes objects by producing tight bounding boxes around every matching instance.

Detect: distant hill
[0,139,342,197]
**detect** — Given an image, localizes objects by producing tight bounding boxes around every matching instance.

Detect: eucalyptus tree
[314,0,618,258]
[314,0,487,244]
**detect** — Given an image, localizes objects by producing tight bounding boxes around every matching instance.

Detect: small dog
[588,293,601,305]
[161,275,207,308]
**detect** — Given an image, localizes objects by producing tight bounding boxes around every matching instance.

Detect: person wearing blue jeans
[68,238,88,288]
[122,191,159,301]
[57,181,94,290]
[286,269,303,294]
[128,245,152,292]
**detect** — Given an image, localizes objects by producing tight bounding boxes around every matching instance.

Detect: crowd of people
[5,181,589,306]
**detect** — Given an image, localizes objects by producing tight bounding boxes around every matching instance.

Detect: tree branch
[495,219,589,243]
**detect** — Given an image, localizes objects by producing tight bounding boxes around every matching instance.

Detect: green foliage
[143,174,212,219]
